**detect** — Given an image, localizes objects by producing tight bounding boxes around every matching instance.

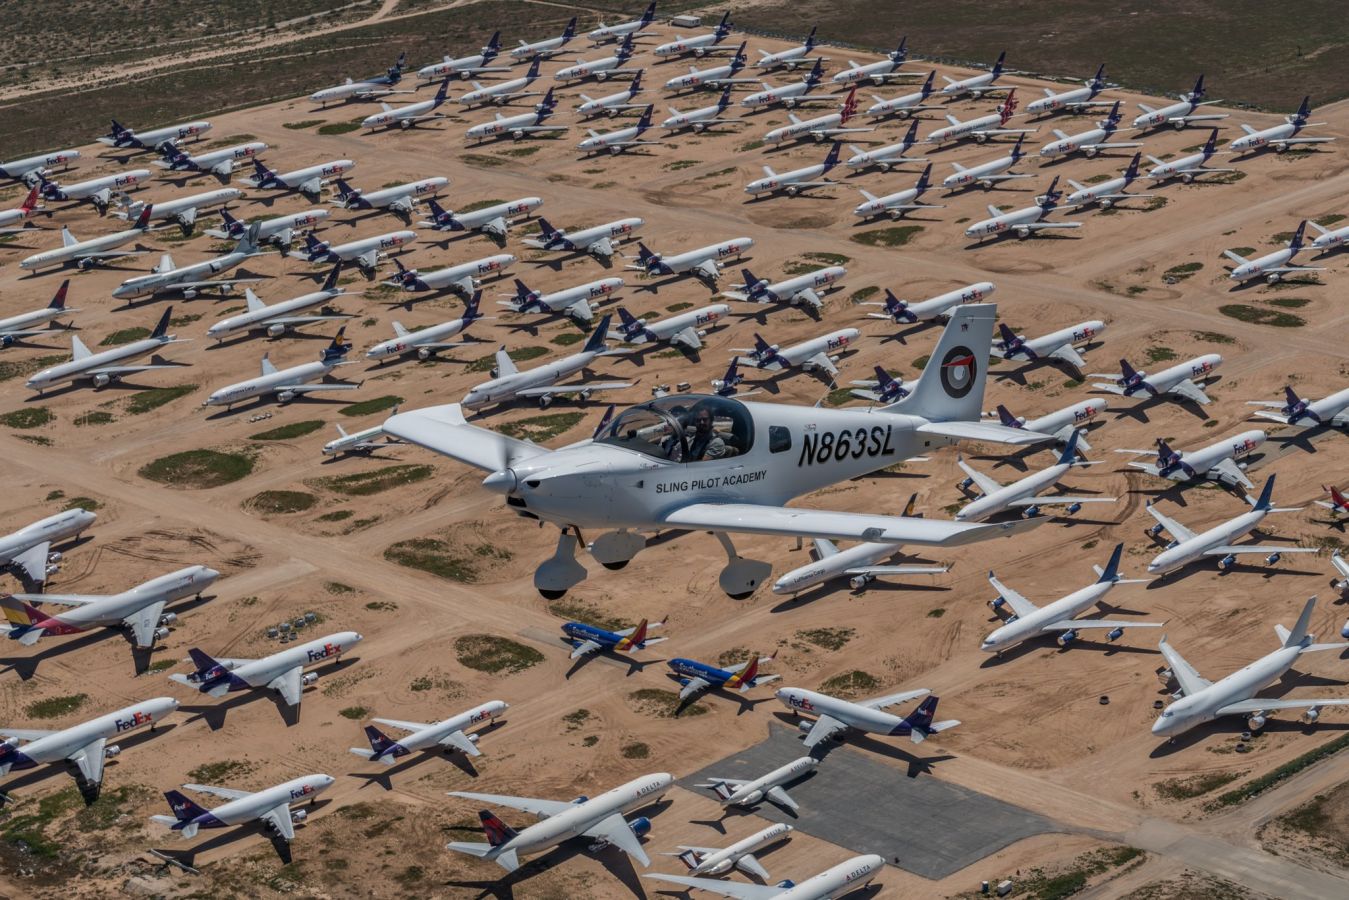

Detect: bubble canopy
[596,394,754,462]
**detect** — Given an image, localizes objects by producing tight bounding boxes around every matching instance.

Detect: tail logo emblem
[939,346,977,399]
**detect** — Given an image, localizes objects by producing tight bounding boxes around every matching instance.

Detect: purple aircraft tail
[990,51,1006,78]
[363,725,404,758]
[995,404,1021,428]
[1292,95,1311,125]
[919,70,935,97]
[901,119,920,148]
[909,695,939,731]
[1122,152,1142,183]
[1188,74,1206,101]
[1119,358,1139,381]
[1288,220,1308,251]
[535,216,560,241]
[592,403,616,439]
[217,207,242,236]
[616,306,643,336]
[164,790,210,823]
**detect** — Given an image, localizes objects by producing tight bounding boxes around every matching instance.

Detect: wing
[801,713,849,749]
[514,382,632,398]
[738,853,772,881]
[371,717,433,733]
[260,803,295,841]
[1049,345,1086,368]
[0,728,55,741]
[1168,379,1212,405]
[1216,698,1349,716]
[861,688,931,710]
[1203,545,1318,556]
[86,364,183,377]
[643,874,786,900]
[1207,458,1252,490]
[1004,496,1116,507]
[569,639,603,659]
[918,421,1050,445]
[183,782,252,801]
[383,404,548,472]
[1040,619,1163,631]
[764,785,798,812]
[659,503,1043,546]
[957,457,1003,496]
[1159,638,1210,695]
[987,574,1038,617]
[125,600,167,649]
[583,812,650,866]
[692,258,720,281]
[1145,504,1195,542]
[803,351,838,377]
[68,737,107,786]
[845,564,949,577]
[268,665,305,707]
[10,592,104,606]
[447,791,573,818]
[10,542,50,582]
[440,729,482,757]
[678,676,711,701]
[282,383,363,394]
[588,237,614,259]
[670,325,702,350]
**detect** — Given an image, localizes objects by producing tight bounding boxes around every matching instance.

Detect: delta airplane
[1026,64,1115,116]
[20,205,155,271]
[416,33,506,82]
[151,774,335,841]
[588,1,657,44]
[564,616,666,660]
[848,366,909,404]
[1246,384,1349,429]
[864,281,994,326]
[463,321,632,410]
[577,72,646,119]
[653,12,733,59]
[360,78,453,130]
[37,169,152,214]
[1143,476,1316,575]
[666,652,777,703]
[744,143,843,197]
[292,229,416,275]
[661,85,741,133]
[990,398,1107,451]
[646,853,886,900]
[740,61,826,110]
[1146,129,1232,183]
[735,327,861,382]
[207,207,329,247]
[853,163,943,219]
[965,177,1082,241]
[156,141,267,180]
[1038,103,1142,159]
[778,687,957,748]
[1063,153,1153,209]
[0,508,96,586]
[99,118,211,150]
[458,59,545,108]
[831,37,916,86]
[578,105,661,155]
[772,504,949,595]
[419,196,543,237]
[663,43,753,93]
[555,35,640,84]
[2,565,218,649]
[310,52,408,106]
[208,265,353,341]
[116,187,241,234]
[350,700,508,763]
[763,88,872,146]
[866,70,939,120]
[111,224,264,300]
[447,772,672,873]
[523,216,643,261]
[1090,354,1222,406]
[512,17,578,60]
[203,330,359,407]
[611,304,728,352]
[991,318,1104,370]
[1229,97,1336,155]
[1317,485,1349,516]
[1308,218,1349,254]
[666,823,793,880]
[26,306,187,392]
[244,158,355,201]
[0,148,80,182]
[629,237,753,286]
[1225,222,1323,284]
[366,295,487,362]
[1,697,177,799]
[501,276,622,325]
[1119,430,1266,490]
[385,254,516,298]
[321,417,403,457]
[170,631,363,711]
[333,177,448,223]
[925,91,1034,146]
[0,185,43,231]
[723,266,846,311]
[754,26,822,71]
[1153,597,1349,739]
[380,304,1046,598]
[699,757,816,812]
[940,51,1009,99]
[941,135,1031,190]
[982,544,1158,654]
[955,431,1115,521]
[0,280,78,347]
[1132,75,1227,131]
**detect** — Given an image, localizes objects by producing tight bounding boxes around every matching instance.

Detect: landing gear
[713,532,771,600]
[534,528,588,599]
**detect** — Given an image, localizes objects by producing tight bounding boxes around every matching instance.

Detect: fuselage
[35,565,219,630]
[1152,646,1300,736]
[981,581,1114,652]
[208,287,343,339]
[0,509,97,564]
[1147,509,1267,575]
[772,541,893,594]
[26,334,178,389]
[778,688,912,737]
[1,697,177,771]
[185,775,336,829]
[482,773,671,858]
[956,462,1073,521]
[205,359,342,406]
[374,701,508,759]
[0,149,80,179]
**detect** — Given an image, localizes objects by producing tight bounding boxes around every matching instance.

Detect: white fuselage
[1228,122,1302,153]
[203,775,336,827]
[454,198,544,231]
[578,87,640,117]
[926,113,1003,145]
[942,71,996,96]
[366,315,478,360]
[720,757,817,805]
[772,541,895,594]
[164,142,267,172]
[2,697,177,771]
[375,701,508,756]
[854,184,927,218]
[752,268,846,304]
[1027,86,1098,115]
[130,188,241,223]
[957,462,1075,521]
[0,304,74,336]
[833,59,903,86]
[1120,354,1222,398]
[662,102,729,132]
[846,140,921,172]
[1018,398,1105,436]
[1142,430,1265,482]
[418,53,494,81]
[1230,247,1296,282]
[0,149,80,180]
[867,87,930,118]
[227,632,363,690]
[756,46,811,70]
[205,359,344,406]
[34,565,219,630]
[513,34,570,59]
[965,203,1052,238]
[752,328,860,370]
[322,424,385,456]
[26,334,178,389]
[112,250,252,299]
[1133,99,1197,130]
[1147,509,1268,575]
[745,163,829,195]
[578,122,649,153]
[1152,646,1302,737]
[764,112,842,145]
[315,230,417,263]
[876,282,996,323]
[0,509,96,566]
[458,74,537,107]
[653,238,753,275]
[341,178,447,210]
[981,581,1116,652]
[530,218,642,254]
[762,855,886,900]
[943,152,1020,189]
[514,277,622,315]
[105,122,211,147]
[665,64,739,92]
[20,225,148,271]
[208,288,345,339]
[401,254,516,293]
[258,160,355,190]
[1312,223,1349,251]
[688,823,794,874]
[555,54,628,83]
[214,209,328,243]
[654,33,723,58]
[998,321,1104,361]
[464,349,602,408]
[48,170,151,200]
[741,81,813,109]
[779,689,911,736]
[311,75,394,103]
[1064,174,1134,207]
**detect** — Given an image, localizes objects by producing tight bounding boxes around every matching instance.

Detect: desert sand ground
[2,22,1349,900]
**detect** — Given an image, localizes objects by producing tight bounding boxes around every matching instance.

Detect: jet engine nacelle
[267,323,287,337]
[1341,618,1349,639]
[1172,120,1186,131]
[47,551,63,564]
[959,477,974,490]
[153,626,171,640]
[417,347,435,360]
[278,390,298,402]
[1217,553,1237,570]
[989,596,1006,611]
[797,720,813,734]
[1165,540,1179,550]
[1265,552,1281,566]
[489,366,500,378]
[1302,707,1321,724]
[291,808,308,823]
[104,744,122,758]
[1065,502,1082,515]
[466,732,480,744]
[301,672,319,687]
[1,335,15,348]
[1106,627,1124,643]
[159,612,177,626]
[1014,225,1032,239]
[1148,523,1165,537]
[1021,504,1041,518]
[538,394,554,408]
[1056,629,1079,647]
[1099,198,1115,210]
[92,373,112,387]
[1156,666,1174,685]
[183,289,199,300]
[627,816,652,837]
[849,574,872,590]
[1247,714,1267,731]
[1265,272,1281,285]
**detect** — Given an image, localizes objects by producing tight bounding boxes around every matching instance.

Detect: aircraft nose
[202,567,222,581]
[482,468,518,494]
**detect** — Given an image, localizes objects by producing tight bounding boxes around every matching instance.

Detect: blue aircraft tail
[164,790,209,823]
[1096,542,1124,583]
[1253,475,1276,511]
[150,306,173,340]
[582,315,612,353]
[1055,429,1081,465]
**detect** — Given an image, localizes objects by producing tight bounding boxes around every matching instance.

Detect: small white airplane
[661,85,741,133]
[385,254,516,298]
[735,327,860,382]
[0,508,96,587]
[244,158,355,201]
[1039,102,1142,159]
[866,70,938,120]
[744,142,843,197]
[447,772,671,873]
[2,565,218,649]
[206,207,329,247]
[1132,75,1227,132]
[111,224,264,301]
[629,237,753,286]
[723,266,846,311]
[955,431,1115,521]
[779,686,958,748]
[169,631,363,712]
[155,140,267,180]
[1153,596,1349,739]
[666,823,793,880]
[208,264,353,341]
[1225,222,1323,284]
[1027,64,1115,116]
[653,12,733,59]
[754,26,823,71]
[1144,476,1316,575]
[646,854,886,900]
[1063,153,1154,209]
[360,78,453,130]
[36,168,152,214]
[587,1,657,44]
[741,60,827,110]
[458,59,546,108]
[416,33,508,82]
[1,697,177,799]
[26,306,188,392]
[577,71,647,119]
[98,118,211,150]
[116,186,241,235]
[204,330,360,407]
[865,281,995,326]
[332,176,448,223]
[853,163,943,219]
[1308,218,1349,255]
[152,774,335,841]
[831,37,916,86]
[501,276,622,326]
[663,43,753,93]
[350,700,508,763]
[940,136,1029,192]
[992,317,1104,370]
[940,50,1009,99]
[0,148,80,183]
[310,52,409,106]
[19,205,155,271]
[555,34,640,84]
[463,316,632,410]
[1147,129,1233,185]
[321,412,404,457]
[578,105,662,155]
[1090,353,1222,406]
[989,398,1106,451]
[1118,429,1266,490]
[292,229,415,277]
[367,295,488,362]
[610,304,728,351]
[1246,384,1349,429]
[513,16,577,60]
[763,87,872,146]
[1228,97,1336,155]
[982,543,1158,654]
[420,196,543,237]
[965,176,1081,241]
[0,184,43,232]
[698,756,816,812]
[523,216,643,261]
[0,280,78,347]
[926,90,1034,146]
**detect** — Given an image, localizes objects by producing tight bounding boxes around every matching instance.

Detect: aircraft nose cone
[482,468,518,494]
[202,567,222,581]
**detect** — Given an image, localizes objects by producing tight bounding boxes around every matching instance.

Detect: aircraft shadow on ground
[0,724,176,806]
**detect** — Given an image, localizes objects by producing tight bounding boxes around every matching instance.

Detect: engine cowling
[1148,523,1165,537]
[1106,627,1124,643]
[538,395,554,408]
[183,289,199,300]
[104,744,122,758]
[153,626,171,641]
[1156,666,1174,685]
[267,323,286,337]
[1265,552,1281,565]
[47,551,63,564]
[1056,629,1079,647]
[278,390,297,402]
[1021,504,1041,518]
[291,808,308,823]
[1099,199,1115,210]
[797,720,814,734]
[1217,554,1237,570]
[1065,502,1082,515]
[627,816,652,838]
[301,672,319,687]
[848,574,871,590]
[1302,707,1320,724]
[1247,714,1267,731]
[417,347,433,360]
[92,373,112,388]
[959,477,974,490]
[1265,272,1281,285]
[159,612,178,626]
[989,596,1006,611]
